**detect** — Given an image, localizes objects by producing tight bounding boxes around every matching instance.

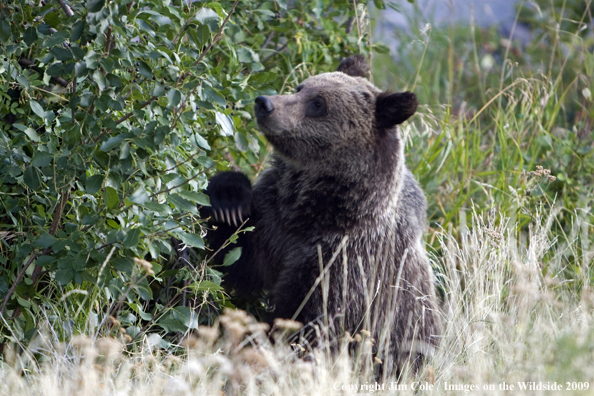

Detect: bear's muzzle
[255,96,275,118]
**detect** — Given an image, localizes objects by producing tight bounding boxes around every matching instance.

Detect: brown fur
[204,55,442,376]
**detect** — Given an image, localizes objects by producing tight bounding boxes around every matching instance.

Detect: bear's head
[254,55,417,168]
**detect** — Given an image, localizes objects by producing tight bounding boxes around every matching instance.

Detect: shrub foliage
[0,0,368,344]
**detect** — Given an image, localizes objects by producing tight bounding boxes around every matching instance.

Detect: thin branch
[116,95,157,125]
[170,0,240,131]
[148,171,203,198]
[204,219,249,266]
[49,187,71,236]
[0,255,36,317]
[163,150,203,172]
[193,0,240,69]
[105,25,112,55]
[93,95,158,143]
[0,187,72,316]
[57,0,74,17]
[261,42,289,64]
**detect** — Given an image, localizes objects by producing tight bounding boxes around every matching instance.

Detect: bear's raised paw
[204,171,252,227]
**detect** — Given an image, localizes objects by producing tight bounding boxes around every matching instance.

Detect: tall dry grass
[1,206,592,395]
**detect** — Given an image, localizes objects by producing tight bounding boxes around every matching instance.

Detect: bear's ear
[337,55,369,78]
[375,91,418,129]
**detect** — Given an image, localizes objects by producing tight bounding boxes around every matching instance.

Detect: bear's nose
[255,96,274,117]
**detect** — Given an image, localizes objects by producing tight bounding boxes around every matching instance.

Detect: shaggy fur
[203,56,441,374]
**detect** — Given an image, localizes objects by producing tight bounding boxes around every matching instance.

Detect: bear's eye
[305,96,327,118]
[295,85,304,93]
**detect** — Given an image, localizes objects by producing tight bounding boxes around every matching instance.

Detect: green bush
[0,0,367,345]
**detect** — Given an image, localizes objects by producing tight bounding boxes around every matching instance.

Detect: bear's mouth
[255,115,293,138]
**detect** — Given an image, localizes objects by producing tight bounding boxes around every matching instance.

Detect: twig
[148,170,204,198]
[105,25,112,55]
[193,0,240,69]
[0,187,72,316]
[170,0,240,130]
[262,42,288,63]
[32,187,71,285]
[56,0,74,17]
[163,150,203,172]
[49,187,71,236]
[204,219,249,266]
[116,95,158,126]
[93,95,158,143]
[0,255,36,317]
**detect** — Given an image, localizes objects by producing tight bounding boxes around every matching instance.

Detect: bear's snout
[255,96,275,118]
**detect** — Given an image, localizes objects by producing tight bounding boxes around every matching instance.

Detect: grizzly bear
[203,55,441,375]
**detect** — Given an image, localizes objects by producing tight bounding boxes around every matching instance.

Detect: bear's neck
[272,133,404,234]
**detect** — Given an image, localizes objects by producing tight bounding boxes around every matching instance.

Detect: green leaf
[23,27,38,46]
[44,11,61,28]
[52,47,73,61]
[86,175,103,194]
[103,187,119,209]
[75,62,87,77]
[70,20,85,42]
[372,43,390,54]
[43,31,69,48]
[87,0,105,12]
[203,87,226,106]
[157,312,186,333]
[30,100,46,119]
[133,278,153,300]
[32,151,52,167]
[0,20,9,42]
[129,186,150,205]
[195,8,220,24]
[166,89,181,108]
[234,132,249,152]
[47,62,65,77]
[16,297,31,309]
[24,128,41,142]
[374,0,386,9]
[93,70,106,91]
[24,166,42,190]
[215,112,234,136]
[177,190,210,206]
[82,214,99,225]
[172,306,198,329]
[123,228,141,248]
[223,247,242,266]
[36,255,56,267]
[33,233,57,249]
[189,280,222,292]
[152,84,165,97]
[100,133,131,152]
[129,302,153,320]
[112,257,134,273]
[106,74,122,88]
[175,231,204,249]
[17,75,30,90]
[144,202,172,215]
[55,268,74,285]
[191,132,210,150]
[137,61,152,78]
[52,239,68,253]
[167,194,200,214]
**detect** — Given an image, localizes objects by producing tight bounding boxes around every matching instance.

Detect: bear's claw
[204,171,253,228]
